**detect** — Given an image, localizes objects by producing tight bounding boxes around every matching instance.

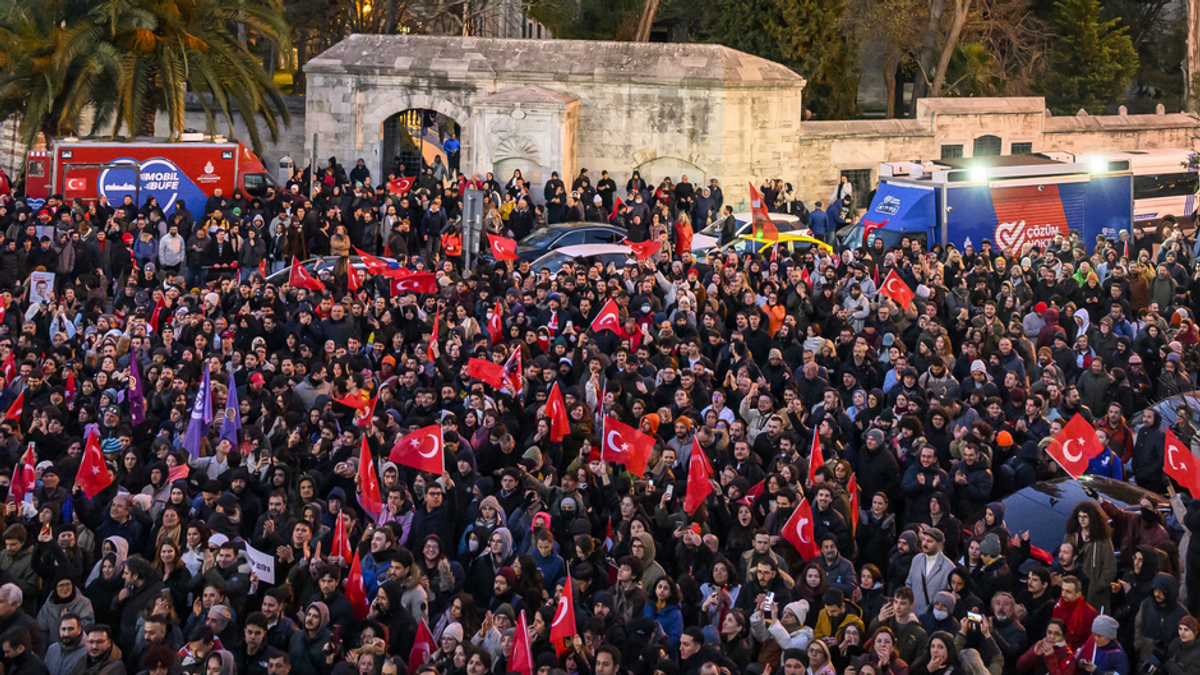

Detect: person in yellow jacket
[812,588,866,643]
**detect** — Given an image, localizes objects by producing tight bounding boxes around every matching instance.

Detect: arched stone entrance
[362,95,472,188]
[380,109,462,180]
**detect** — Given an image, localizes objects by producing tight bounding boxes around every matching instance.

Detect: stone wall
[795,98,1200,205]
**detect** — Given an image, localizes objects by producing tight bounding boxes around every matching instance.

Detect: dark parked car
[485,223,627,263]
[973,476,1167,571]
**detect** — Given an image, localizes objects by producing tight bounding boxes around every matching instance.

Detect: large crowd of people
[0,154,1199,675]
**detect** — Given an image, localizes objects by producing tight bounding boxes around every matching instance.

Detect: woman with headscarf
[458,496,505,558]
[466,527,514,606]
[84,553,123,627]
[38,572,95,643]
[86,536,129,585]
[205,649,237,675]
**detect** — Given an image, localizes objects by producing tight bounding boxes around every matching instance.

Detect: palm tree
[0,0,292,157]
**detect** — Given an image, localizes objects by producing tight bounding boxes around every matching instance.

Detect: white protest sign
[245,544,275,583]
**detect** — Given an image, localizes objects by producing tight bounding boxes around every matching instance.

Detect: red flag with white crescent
[354,248,396,275]
[808,432,825,485]
[389,273,437,295]
[65,372,77,406]
[800,266,813,291]
[346,550,370,620]
[9,445,35,505]
[358,435,384,520]
[427,306,440,361]
[1,352,15,386]
[684,438,713,515]
[600,416,655,477]
[488,300,503,346]
[546,382,570,443]
[1045,413,1104,479]
[287,257,325,291]
[590,298,623,334]
[623,239,661,260]
[748,182,779,243]
[78,428,113,498]
[782,496,819,560]
[488,233,519,261]
[1165,428,1200,498]
[879,269,916,311]
[348,266,362,292]
[408,620,435,674]
[3,391,23,423]
[549,573,577,654]
[331,511,352,562]
[387,176,415,195]
[509,611,535,675]
[547,310,559,337]
[354,396,377,428]
[390,424,444,474]
[502,349,523,396]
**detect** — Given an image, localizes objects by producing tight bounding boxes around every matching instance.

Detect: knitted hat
[980,533,1002,558]
[443,623,464,642]
[497,566,517,587]
[1091,615,1119,640]
[934,591,956,613]
[996,431,1014,447]
[866,429,885,446]
[783,600,809,624]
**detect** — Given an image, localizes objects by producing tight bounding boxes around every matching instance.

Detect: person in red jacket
[1017,619,1077,675]
[1051,577,1098,651]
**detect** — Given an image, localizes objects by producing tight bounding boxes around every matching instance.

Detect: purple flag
[218,379,241,450]
[182,364,213,457]
[129,356,145,427]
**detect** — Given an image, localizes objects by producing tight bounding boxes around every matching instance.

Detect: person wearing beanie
[1080,615,1128,675]
[919,590,958,635]
[1165,615,1200,675]
[972,533,1014,608]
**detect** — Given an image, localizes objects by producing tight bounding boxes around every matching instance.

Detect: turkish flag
[3,391,22,422]
[1,353,15,387]
[407,620,435,674]
[623,239,661,260]
[358,435,384,520]
[336,392,369,410]
[348,266,362,292]
[65,372,77,406]
[390,424,444,474]
[78,429,113,499]
[590,298,623,334]
[488,300,503,346]
[354,396,377,428]
[600,416,656,477]
[9,445,35,505]
[782,496,819,560]
[549,573,577,653]
[611,196,626,221]
[331,511,352,562]
[808,432,825,485]
[1045,413,1104,478]
[747,480,765,499]
[1165,428,1200,498]
[546,382,570,442]
[427,306,440,362]
[488,233,519,261]
[387,176,415,195]
[800,266,813,291]
[879,269,916,310]
[509,611,535,675]
[684,438,713,515]
[389,273,437,295]
[258,259,267,280]
[346,550,369,620]
[467,357,506,389]
[848,473,860,532]
[354,248,396,275]
[748,182,779,243]
[862,219,888,242]
[287,257,325,291]
[502,349,523,396]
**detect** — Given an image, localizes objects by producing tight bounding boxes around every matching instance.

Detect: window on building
[840,169,873,206]
[1011,142,1033,155]
[973,135,1002,156]
[941,145,963,159]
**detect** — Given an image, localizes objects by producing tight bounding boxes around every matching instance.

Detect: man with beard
[259,590,298,653]
[307,565,354,631]
[45,614,85,675]
[80,625,122,675]
[368,581,416,658]
[287,603,331,675]
[815,536,857,597]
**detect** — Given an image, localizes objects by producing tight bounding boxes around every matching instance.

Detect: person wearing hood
[368,580,416,659]
[38,573,95,645]
[1036,308,1062,351]
[631,532,666,591]
[1132,409,1168,493]
[465,527,514,606]
[1136,573,1190,662]
[458,495,505,558]
[288,602,331,675]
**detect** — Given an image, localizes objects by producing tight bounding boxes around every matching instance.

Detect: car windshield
[520,229,560,247]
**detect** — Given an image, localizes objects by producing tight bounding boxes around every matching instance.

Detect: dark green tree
[701,0,859,119]
[1037,0,1136,114]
